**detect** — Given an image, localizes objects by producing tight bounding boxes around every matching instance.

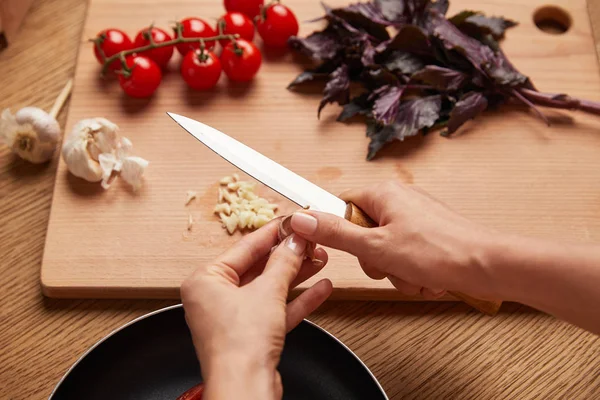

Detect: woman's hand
[181,219,333,400]
[290,181,498,300]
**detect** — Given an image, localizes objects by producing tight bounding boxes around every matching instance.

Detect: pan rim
[48,303,388,400]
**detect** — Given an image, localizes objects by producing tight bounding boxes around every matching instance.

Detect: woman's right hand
[289,181,500,299]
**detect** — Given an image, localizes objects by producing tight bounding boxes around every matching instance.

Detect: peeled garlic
[62,118,148,191]
[215,174,278,234]
[0,107,60,163]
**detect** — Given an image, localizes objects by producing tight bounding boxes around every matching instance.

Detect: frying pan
[49,304,388,400]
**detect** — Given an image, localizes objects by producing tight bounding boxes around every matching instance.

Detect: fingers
[261,234,308,291]
[211,219,280,283]
[339,187,381,222]
[290,211,376,258]
[387,276,446,299]
[286,279,333,332]
[421,287,446,300]
[387,276,422,296]
[290,247,328,288]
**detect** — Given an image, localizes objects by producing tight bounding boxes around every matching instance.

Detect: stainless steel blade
[168,112,347,218]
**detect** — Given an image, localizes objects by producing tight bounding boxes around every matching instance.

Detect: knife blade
[167,112,354,220]
[167,112,501,316]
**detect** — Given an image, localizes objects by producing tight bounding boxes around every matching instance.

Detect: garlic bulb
[62,117,148,190]
[0,79,72,164]
[0,107,60,163]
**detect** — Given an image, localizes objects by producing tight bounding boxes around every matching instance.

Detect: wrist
[478,232,531,302]
[451,229,509,300]
[204,352,280,400]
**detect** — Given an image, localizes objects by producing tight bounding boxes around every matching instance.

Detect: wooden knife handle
[345,202,377,228]
[344,202,502,316]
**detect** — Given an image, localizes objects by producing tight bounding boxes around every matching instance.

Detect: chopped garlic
[214,174,278,235]
[251,214,271,229]
[227,181,240,191]
[213,202,231,215]
[185,191,197,206]
[187,214,194,231]
[220,212,239,234]
[220,176,235,185]
[257,208,275,218]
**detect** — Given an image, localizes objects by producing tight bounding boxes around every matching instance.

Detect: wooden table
[2,1,600,398]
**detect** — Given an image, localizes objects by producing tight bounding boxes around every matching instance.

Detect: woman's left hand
[181,219,333,400]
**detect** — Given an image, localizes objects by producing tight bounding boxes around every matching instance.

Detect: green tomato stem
[98,30,240,75]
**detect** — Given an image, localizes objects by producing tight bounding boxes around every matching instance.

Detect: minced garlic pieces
[214,174,278,234]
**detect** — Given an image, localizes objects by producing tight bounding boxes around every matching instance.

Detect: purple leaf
[318,64,351,118]
[381,51,425,74]
[432,13,527,87]
[361,39,377,66]
[367,95,442,159]
[450,11,517,40]
[411,65,468,90]
[373,84,405,124]
[338,93,373,121]
[288,28,341,62]
[384,25,432,55]
[328,2,391,41]
[446,91,488,134]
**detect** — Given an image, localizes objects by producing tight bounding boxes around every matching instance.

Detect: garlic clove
[120,156,148,191]
[62,136,103,182]
[62,118,120,181]
[98,153,121,189]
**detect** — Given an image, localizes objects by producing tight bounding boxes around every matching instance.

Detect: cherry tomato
[256,4,299,48]
[181,50,222,90]
[175,18,217,56]
[176,383,204,400]
[118,56,162,98]
[93,28,134,71]
[133,27,174,69]
[224,0,264,19]
[217,12,255,47]
[220,39,262,82]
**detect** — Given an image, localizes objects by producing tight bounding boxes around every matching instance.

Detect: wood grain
[2,0,600,399]
[41,0,600,300]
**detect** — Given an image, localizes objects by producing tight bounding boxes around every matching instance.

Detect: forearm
[485,234,600,334]
[203,354,280,400]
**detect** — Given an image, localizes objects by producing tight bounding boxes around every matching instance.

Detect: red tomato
[181,50,222,90]
[224,0,264,19]
[118,56,162,98]
[175,18,217,56]
[176,383,204,400]
[220,39,262,82]
[256,4,299,48]
[133,27,174,69]
[93,28,134,70]
[217,12,255,47]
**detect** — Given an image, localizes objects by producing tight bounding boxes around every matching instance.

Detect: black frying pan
[49,304,388,400]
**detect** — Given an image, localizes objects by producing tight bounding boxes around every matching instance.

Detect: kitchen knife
[168,112,501,316]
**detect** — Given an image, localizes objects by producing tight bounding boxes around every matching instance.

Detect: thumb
[290,211,373,258]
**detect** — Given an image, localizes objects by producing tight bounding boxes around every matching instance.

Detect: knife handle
[344,202,502,316]
[344,202,377,228]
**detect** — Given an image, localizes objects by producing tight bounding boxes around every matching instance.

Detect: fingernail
[286,234,307,256]
[291,212,318,235]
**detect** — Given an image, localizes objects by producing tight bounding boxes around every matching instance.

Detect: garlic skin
[62,118,148,190]
[0,107,60,163]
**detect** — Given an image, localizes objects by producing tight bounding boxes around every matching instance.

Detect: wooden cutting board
[41,0,600,299]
